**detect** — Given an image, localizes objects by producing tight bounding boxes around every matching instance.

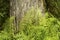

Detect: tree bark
[10,0,46,33]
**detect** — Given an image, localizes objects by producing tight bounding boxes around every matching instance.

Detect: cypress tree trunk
[10,0,46,33]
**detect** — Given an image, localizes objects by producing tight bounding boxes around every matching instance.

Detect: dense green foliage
[0,8,60,40]
[0,0,60,40]
[45,0,60,17]
[18,8,60,40]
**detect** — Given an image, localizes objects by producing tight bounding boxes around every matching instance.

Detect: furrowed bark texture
[10,0,46,33]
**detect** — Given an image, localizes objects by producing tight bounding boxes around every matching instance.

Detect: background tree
[45,0,60,17]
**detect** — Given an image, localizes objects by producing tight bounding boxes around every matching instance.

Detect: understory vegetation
[0,8,60,40]
[0,0,60,40]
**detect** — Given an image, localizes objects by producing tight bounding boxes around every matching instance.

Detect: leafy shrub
[0,7,60,40]
[18,7,60,40]
[0,16,15,40]
[0,31,11,40]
